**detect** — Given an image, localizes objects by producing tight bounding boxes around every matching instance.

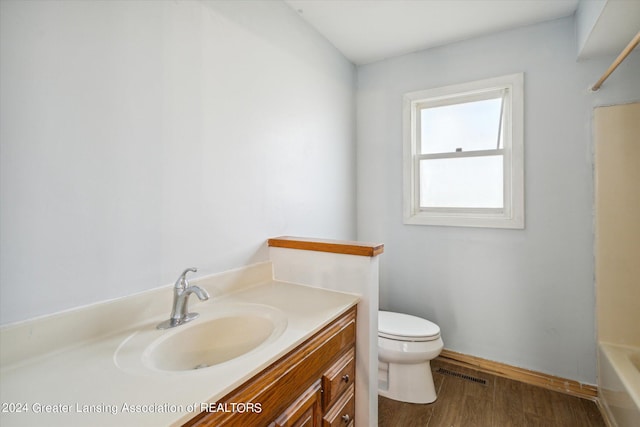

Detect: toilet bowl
[378,310,444,404]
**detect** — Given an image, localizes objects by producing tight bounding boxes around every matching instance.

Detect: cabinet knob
[341,414,351,423]
[341,374,350,383]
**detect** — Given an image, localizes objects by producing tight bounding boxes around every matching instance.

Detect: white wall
[356,17,640,384]
[0,0,356,325]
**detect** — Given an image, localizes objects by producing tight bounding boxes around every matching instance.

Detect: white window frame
[403,73,524,229]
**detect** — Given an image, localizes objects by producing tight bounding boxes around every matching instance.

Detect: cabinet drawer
[322,384,354,427]
[322,348,355,410]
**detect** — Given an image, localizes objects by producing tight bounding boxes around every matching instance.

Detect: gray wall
[356,17,640,384]
[0,0,356,325]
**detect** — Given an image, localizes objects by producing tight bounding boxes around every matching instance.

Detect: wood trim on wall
[268,236,384,257]
[438,349,598,400]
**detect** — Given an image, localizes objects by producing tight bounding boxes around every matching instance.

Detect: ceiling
[284,0,638,65]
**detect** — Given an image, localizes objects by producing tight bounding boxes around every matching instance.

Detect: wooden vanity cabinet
[184,306,357,427]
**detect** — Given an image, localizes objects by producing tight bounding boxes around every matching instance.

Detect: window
[403,73,524,228]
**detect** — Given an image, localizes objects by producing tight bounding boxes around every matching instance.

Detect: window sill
[403,212,524,229]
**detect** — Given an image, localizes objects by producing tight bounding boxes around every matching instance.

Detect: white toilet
[378,310,444,404]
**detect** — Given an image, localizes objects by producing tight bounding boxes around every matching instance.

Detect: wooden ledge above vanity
[268,236,384,257]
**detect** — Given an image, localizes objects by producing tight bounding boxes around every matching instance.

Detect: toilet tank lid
[378,311,440,340]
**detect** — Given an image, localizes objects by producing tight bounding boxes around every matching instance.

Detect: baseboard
[437,349,598,401]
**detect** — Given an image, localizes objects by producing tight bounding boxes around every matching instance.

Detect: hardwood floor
[378,359,606,427]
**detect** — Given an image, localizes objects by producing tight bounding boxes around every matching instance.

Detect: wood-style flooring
[379,359,606,427]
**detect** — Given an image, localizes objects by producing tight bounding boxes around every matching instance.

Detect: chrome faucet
[157,267,210,329]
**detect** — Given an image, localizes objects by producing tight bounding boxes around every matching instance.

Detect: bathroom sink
[146,315,277,371]
[115,303,288,374]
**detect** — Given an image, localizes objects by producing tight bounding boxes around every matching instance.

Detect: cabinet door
[272,381,322,427]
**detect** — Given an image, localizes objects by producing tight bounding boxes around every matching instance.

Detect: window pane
[420,97,503,154]
[420,156,503,208]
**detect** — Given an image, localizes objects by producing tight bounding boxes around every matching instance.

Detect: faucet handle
[175,267,197,289]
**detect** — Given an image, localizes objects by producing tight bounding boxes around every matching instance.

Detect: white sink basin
[148,315,276,371]
[115,303,287,374]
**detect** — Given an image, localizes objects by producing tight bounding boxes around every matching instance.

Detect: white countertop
[0,280,359,426]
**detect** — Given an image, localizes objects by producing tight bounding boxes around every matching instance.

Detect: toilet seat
[379,311,440,342]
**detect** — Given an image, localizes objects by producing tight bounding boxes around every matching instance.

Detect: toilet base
[378,360,437,404]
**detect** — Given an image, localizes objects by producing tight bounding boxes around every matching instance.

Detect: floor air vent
[436,367,487,385]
